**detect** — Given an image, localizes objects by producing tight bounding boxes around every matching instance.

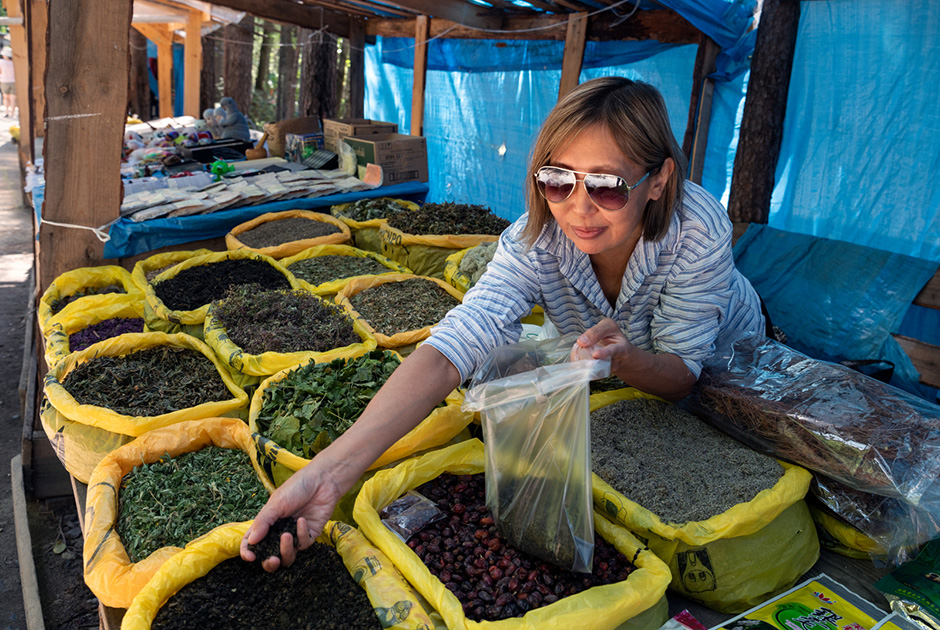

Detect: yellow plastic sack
[130,249,215,293]
[143,250,300,338]
[226,210,351,259]
[247,350,473,488]
[335,273,465,348]
[332,198,420,254]
[380,223,499,280]
[44,300,145,369]
[809,504,888,559]
[281,243,412,296]
[43,331,248,437]
[354,439,672,630]
[39,265,143,337]
[590,389,819,613]
[83,417,274,609]
[121,519,438,630]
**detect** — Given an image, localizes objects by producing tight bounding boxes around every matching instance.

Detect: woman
[240,77,765,569]
[0,47,16,119]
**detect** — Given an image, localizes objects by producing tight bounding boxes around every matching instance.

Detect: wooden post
[133,23,175,119]
[184,9,203,117]
[683,36,720,184]
[728,0,801,223]
[558,12,587,101]
[39,0,133,292]
[1,0,33,173]
[25,0,47,141]
[348,17,365,119]
[411,15,429,137]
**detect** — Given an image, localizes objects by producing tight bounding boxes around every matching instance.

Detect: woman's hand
[573,317,635,372]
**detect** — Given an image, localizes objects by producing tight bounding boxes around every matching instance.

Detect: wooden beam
[134,24,175,118]
[1,0,33,173]
[184,9,203,116]
[685,35,720,184]
[558,12,587,101]
[132,22,172,48]
[913,268,940,311]
[727,0,801,224]
[411,15,429,138]
[26,0,47,140]
[893,335,940,390]
[205,0,350,34]
[39,0,133,293]
[372,0,502,30]
[348,17,366,118]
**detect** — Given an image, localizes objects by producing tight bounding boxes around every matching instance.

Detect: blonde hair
[523,77,687,246]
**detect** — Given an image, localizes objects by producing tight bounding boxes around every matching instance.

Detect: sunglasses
[534,165,651,211]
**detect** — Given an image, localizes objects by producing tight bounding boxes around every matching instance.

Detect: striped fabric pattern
[425,181,765,382]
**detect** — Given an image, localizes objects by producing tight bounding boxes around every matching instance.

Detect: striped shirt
[425,181,765,382]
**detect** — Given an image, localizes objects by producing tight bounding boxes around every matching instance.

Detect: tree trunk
[335,37,349,118]
[254,19,274,92]
[276,23,299,120]
[128,27,151,119]
[201,27,219,113]
[222,15,254,114]
[299,28,337,121]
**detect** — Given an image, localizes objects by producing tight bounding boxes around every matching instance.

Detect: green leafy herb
[386,202,509,236]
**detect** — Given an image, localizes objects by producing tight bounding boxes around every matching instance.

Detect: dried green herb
[211,285,361,355]
[117,446,269,563]
[50,284,125,314]
[458,242,498,287]
[350,277,458,336]
[386,202,509,236]
[236,217,341,249]
[255,349,402,458]
[153,258,292,311]
[332,197,406,221]
[589,375,631,394]
[287,255,392,287]
[62,345,232,416]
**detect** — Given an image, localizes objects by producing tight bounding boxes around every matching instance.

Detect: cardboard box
[343,133,429,184]
[285,132,325,165]
[323,118,398,153]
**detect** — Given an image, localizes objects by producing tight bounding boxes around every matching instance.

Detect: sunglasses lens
[584,174,630,210]
[536,167,576,203]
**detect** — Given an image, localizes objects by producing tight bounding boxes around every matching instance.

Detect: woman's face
[546,123,663,268]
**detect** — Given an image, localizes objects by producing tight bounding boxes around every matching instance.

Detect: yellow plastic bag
[590,389,819,613]
[226,210,351,259]
[39,265,143,337]
[44,300,145,369]
[43,331,248,437]
[143,250,300,338]
[380,223,499,280]
[281,243,412,296]
[335,273,465,349]
[809,504,888,559]
[332,198,420,254]
[82,417,274,609]
[247,350,473,488]
[354,439,672,630]
[121,519,438,630]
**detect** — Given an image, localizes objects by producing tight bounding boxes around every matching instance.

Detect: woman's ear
[646,157,675,202]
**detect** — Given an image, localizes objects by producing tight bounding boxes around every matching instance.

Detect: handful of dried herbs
[117,446,269,563]
[333,197,406,222]
[153,258,292,312]
[288,255,392,287]
[349,277,459,336]
[255,349,401,458]
[211,285,360,355]
[387,202,509,236]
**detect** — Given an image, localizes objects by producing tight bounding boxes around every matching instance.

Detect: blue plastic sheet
[732,224,939,399]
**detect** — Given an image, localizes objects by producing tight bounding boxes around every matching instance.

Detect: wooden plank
[913,268,940,311]
[38,0,132,293]
[686,37,720,184]
[728,0,801,224]
[558,12,587,101]
[375,0,502,30]
[348,17,366,119]
[12,454,47,630]
[206,0,350,34]
[183,9,203,117]
[2,0,33,173]
[411,15,429,138]
[157,38,173,119]
[25,0,48,146]
[30,431,72,499]
[893,335,940,390]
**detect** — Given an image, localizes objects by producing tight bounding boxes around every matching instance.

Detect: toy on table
[210,159,236,181]
[218,97,251,141]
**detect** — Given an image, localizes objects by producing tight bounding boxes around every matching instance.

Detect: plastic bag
[331,198,419,254]
[226,210,351,259]
[121,519,438,630]
[463,334,610,573]
[877,540,940,630]
[280,243,412,296]
[380,491,447,542]
[353,438,672,630]
[379,222,498,280]
[38,265,143,337]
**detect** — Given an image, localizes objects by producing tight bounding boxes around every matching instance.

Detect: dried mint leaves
[153,258,292,311]
[349,277,459,336]
[386,202,509,236]
[288,255,392,287]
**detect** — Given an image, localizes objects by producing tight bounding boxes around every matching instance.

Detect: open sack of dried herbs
[130,248,214,293]
[121,520,436,630]
[39,264,143,337]
[44,300,145,368]
[226,210,351,259]
[353,439,672,630]
[331,197,420,253]
[689,334,940,563]
[248,348,472,489]
[144,250,299,339]
[280,243,412,296]
[589,388,817,613]
[203,284,376,378]
[379,202,510,279]
[82,418,274,608]
[335,273,464,348]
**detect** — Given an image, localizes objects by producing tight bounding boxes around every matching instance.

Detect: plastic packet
[463,333,610,573]
[380,491,446,542]
[877,540,940,630]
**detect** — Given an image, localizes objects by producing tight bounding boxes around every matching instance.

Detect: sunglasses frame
[534,165,651,211]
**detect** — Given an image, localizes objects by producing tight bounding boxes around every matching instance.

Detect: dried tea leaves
[150,542,382,630]
[153,258,292,311]
[69,317,144,352]
[247,517,298,563]
[50,284,126,314]
[117,446,269,563]
[288,255,391,287]
[387,202,510,236]
[411,473,636,622]
[591,398,784,524]
[237,217,342,249]
[333,197,405,221]
[350,277,458,336]
[212,286,360,355]
[255,349,402,458]
[62,345,232,416]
